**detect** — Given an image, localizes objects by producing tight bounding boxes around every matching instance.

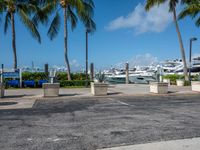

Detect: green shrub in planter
[163,74,184,85]
[192,74,200,81]
[59,80,90,87]
[95,71,106,83]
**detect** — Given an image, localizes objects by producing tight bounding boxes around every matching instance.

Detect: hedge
[163,74,200,85]
[57,73,86,81]
[21,72,87,81]
[59,80,90,87]
[22,72,48,80]
[4,72,89,88]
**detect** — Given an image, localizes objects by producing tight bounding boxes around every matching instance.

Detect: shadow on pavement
[0,99,98,117]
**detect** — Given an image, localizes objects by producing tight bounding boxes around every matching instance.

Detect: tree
[145,0,189,81]
[34,0,95,80]
[85,18,96,86]
[179,0,200,27]
[0,0,41,69]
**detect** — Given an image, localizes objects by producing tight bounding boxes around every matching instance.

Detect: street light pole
[86,30,89,87]
[189,37,197,81]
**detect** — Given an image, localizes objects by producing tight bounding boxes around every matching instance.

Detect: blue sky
[0,0,200,70]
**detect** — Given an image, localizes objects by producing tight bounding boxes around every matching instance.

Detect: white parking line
[107,98,133,106]
[116,100,131,106]
[98,137,200,150]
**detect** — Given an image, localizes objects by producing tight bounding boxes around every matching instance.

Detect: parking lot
[1,94,200,150]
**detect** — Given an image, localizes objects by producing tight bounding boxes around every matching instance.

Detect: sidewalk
[109,84,194,95]
[0,84,197,100]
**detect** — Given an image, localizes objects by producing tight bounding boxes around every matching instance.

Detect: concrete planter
[91,82,108,96]
[43,83,60,97]
[150,82,168,94]
[176,79,185,86]
[0,83,4,98]
[191,81,200,92]
[163,79,171,86]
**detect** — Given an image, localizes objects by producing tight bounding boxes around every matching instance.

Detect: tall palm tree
[179,0,200,27]
[145,0,189,81]
[0,0,41,70]
[34,0,95,81]
[85,18,96,86]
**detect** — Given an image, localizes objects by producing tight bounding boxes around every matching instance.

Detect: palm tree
[179,0,200,27]
[145,0,189,81]
[0,0,41,70]
[34,0,95,81]
[85,18,96,86]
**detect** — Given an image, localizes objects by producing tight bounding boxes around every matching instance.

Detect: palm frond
[4,12,11,34]
[32,1,58,26]
[18,8,41,43]
[47,12,61,40]
[78,0,96,33]
[70,0,84,14]
[145,0,166,11]
[67,6,78,30]
[178,3,200,19]
[86,18,96,33]
[195,17,200,27]
[81,0,94,17]
[178,0,200,27]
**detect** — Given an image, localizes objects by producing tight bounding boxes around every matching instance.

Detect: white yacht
[160,60,183,74]
[104,67,157,84]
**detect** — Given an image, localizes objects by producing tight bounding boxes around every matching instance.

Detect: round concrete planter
[91,82,108,96]
[150,82,168,94]
[0,83,4,98]
[176,79,185,86]
[191,81,200,92]
[43,83,60,97]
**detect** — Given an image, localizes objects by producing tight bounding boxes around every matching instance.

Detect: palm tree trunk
[11,12,17,70]
[63,7,71,81]
[172,7,189,81]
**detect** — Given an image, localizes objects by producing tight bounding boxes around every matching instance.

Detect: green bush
[59,80,89,87]
[192,74,200,81]
[56,73,86,81]
[5,72,88,88]
[22,72,48,80]
[184,81,191,86]
[22,72,86,81]
[163,74,184,85]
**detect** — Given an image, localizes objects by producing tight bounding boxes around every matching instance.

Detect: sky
[0,0,200,71]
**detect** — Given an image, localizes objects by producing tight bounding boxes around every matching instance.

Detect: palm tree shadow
[108,92,122,96]
[2,95,35,99]
[59,94,80,97]
[168,91,177,94]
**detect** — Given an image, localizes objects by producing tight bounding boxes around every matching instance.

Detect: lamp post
[86,30,89,87]
[189,37,197,81]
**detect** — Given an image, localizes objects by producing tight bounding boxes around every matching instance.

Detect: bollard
[126,63,129,84]
[90,63,94,81]
[45,64,49,75]
[0,83,4,98]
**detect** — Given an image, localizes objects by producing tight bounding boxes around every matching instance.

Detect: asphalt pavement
[0,94,200,150]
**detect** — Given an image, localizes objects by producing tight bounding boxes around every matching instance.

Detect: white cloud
[115,53,159,68]
[70,59,84,72]
[106,2,172,34]
[71,59,80,68]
